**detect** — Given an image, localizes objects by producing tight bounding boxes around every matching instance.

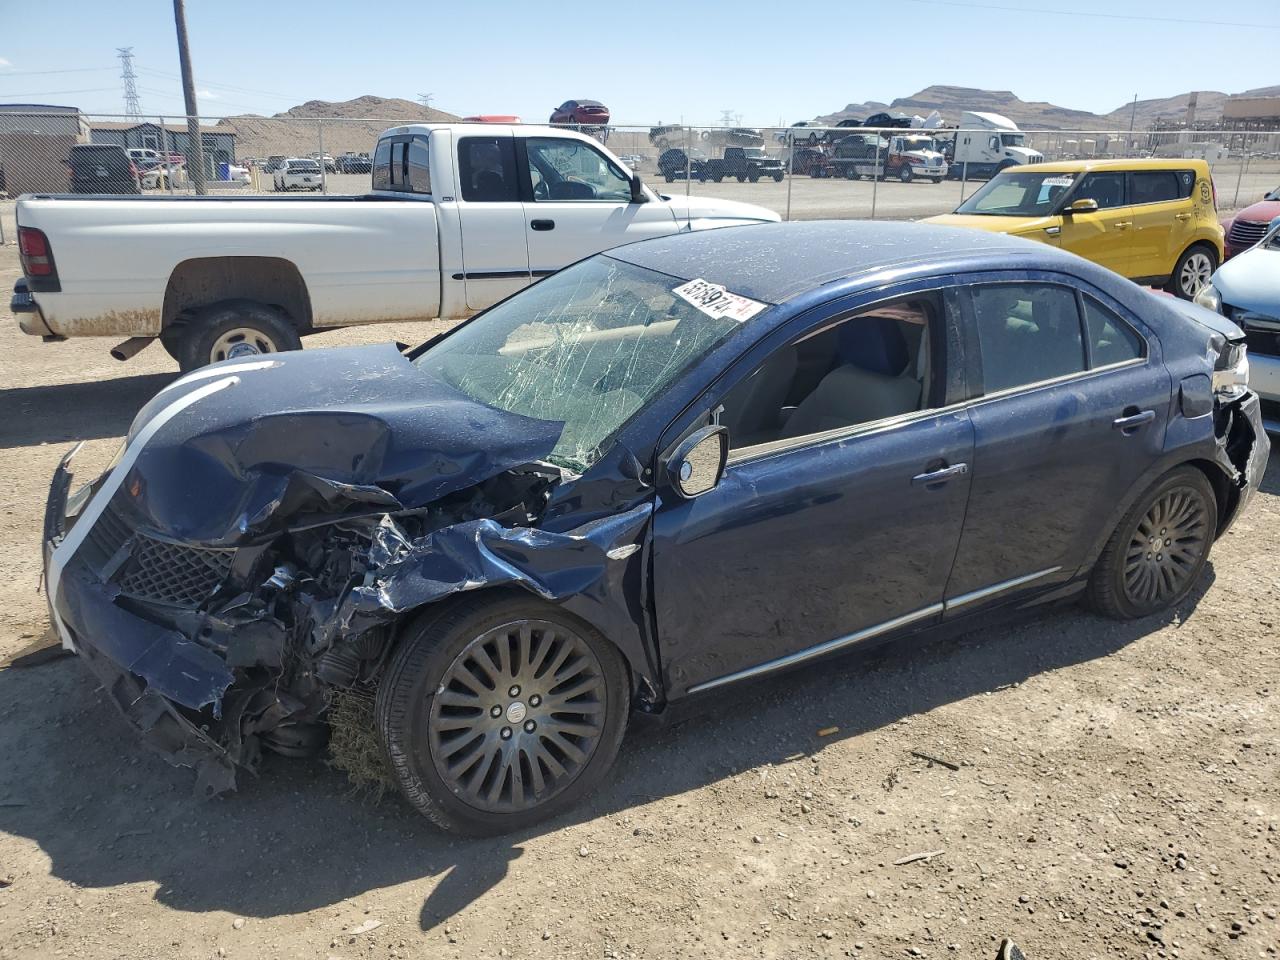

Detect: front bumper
[911,162,948,177]
[44,456,242,794]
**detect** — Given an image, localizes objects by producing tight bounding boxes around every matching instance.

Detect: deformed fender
[323,502,656,688]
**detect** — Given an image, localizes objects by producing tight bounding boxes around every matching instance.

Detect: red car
[549,99,610,129]
[1223,185,1280,259]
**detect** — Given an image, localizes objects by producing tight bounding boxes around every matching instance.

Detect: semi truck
[945,111,1043,179]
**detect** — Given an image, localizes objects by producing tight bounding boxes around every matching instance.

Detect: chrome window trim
[686,603,943,694]
[968,357,1145,407]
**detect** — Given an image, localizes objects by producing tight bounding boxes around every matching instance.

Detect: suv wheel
[1167,244,1218,300]
[377,594,630,834]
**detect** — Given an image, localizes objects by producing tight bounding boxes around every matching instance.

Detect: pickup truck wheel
[178,300,302,371]
[735,175,746,183]
[663,174,673,183]
[898,166,913,183]
[376,593,630,835]
[748,174,759,183]
[930,177,943,184]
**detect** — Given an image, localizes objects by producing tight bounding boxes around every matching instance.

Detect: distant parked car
[1195,215,1280,429]
[1222,185,1280,259]
[657,148,708,182]
[264,156,286,173]
[310,152,337,173]
[550,99,610,131]
[273,158,323,192]
[336,152,372,174]
[67,144,140,195]
[462,115,523,123]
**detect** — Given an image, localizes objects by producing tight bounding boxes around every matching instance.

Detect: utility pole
[118,47,143,119]
[172,0,206,194]
[1128,93,1138,133]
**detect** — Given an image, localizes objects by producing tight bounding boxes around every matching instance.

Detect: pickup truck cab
[12,123,779,369]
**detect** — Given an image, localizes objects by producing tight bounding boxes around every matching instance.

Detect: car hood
[922,213,1056,237]
[1212,246,1280,317]
[1230,199,1280,228]
[662,193,782,225]
[117,343,564,545]
[1003,147,1042,162]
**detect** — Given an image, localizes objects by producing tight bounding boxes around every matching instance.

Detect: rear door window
[1082,296,1145,367]
[374,135,431,194]
[372,140,392,190]
[970,284,1086,393]
[1130,171,1180,205]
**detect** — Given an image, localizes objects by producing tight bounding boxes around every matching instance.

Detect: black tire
[376,593,630,835]
[177,299,302,371]
[1165,243,1218,300]
[931,177,943,184]
[663,174,673,183]
[773,173,783,182]
[898,165,913,183]
[748,174,759,183]
[845,167,858,180]
[1087,466,1217,620]
[735,175,745,183]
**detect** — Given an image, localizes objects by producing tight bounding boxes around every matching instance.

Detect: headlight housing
[1194,282,1222,313]
[1212,340,1250,401]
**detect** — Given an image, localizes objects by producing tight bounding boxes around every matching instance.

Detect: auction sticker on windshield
[672,278,767,322]
[1043,176,1074,187]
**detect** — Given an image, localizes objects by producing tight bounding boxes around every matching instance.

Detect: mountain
[818,84,1280,131]
[816,85,1108,129]
[217,96,460,157]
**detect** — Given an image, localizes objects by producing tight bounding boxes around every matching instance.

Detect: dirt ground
[0,235,1277,960]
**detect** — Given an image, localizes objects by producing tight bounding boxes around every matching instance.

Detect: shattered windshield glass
[414,257,750,472]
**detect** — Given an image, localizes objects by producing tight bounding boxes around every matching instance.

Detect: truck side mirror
[989,135,1001,151]
[629,173,646,203]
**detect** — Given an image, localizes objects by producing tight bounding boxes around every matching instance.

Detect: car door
[519,136,678,275]
[451,133,532,311]
[1057,170,1134,278]
[1127,169,1195,282]
[652,287,974,698]
[943,274,1170,614]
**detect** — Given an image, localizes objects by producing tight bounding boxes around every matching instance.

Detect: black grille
[1228,219,1270,249]
[116,534,235,606]
[1229,306,1280,358]
[80,494,134,571]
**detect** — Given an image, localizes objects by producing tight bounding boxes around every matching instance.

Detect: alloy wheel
[1122,485,1208,607]
[428,619,607,814]
[1179,252,1213,297]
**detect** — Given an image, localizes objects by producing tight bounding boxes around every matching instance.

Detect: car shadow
[0,373,174,447]
[0,572,1214,931]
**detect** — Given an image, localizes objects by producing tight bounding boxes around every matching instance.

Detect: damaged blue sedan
[44,221,1268,834]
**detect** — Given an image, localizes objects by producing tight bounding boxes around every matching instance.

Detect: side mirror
[988,136,1001,151]
[629,173,646,203]
[665,425,728,499]
[1064,198,1099,215]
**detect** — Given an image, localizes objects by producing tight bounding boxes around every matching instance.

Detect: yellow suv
[926,158,1224,298]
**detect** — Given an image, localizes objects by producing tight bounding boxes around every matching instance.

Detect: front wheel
[898,165,913,183]
[1167,244,1218,300]
[177,299,302,371]
[773,173,783,182]
[1087,466,1217,620]
[376,594,630,835]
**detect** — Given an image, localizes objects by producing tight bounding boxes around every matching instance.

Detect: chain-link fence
[1,111,1278,231]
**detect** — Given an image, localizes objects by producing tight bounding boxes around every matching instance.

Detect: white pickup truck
[12,123,780,369]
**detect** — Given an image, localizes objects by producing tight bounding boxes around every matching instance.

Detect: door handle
[1043,225,1060,236]
[530,219,555,231]
[911,462,968,487]
[1174,212,1192,221]
[1113,409,1156,434]
[1113,221,1131,230]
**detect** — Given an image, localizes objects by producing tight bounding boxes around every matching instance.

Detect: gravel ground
[0,236,1277,960]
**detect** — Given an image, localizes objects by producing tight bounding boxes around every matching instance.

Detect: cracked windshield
[414,257,748,471]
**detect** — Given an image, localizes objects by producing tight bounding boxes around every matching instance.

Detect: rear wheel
[177,299,302,371]
[1167,244,1218,299]
[1087,466,1217,620]
[376,594,630,835]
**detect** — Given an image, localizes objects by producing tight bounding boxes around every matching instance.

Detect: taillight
[18,226,55,278]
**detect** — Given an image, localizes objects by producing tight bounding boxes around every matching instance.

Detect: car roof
[608,220,1082,304]
[1028,157,1211,175]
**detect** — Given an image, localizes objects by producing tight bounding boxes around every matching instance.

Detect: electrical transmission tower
[118,47,143,119]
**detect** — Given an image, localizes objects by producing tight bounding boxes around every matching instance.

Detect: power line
[0,66,116,76]
[0,86,121,97]
[118,47,142,119]
[901,0,1280,29]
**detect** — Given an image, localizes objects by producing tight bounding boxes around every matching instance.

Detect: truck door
[519,136,678,274]
[454,133,532,311]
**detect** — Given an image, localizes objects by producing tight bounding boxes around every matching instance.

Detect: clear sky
[1,0,1277,125]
